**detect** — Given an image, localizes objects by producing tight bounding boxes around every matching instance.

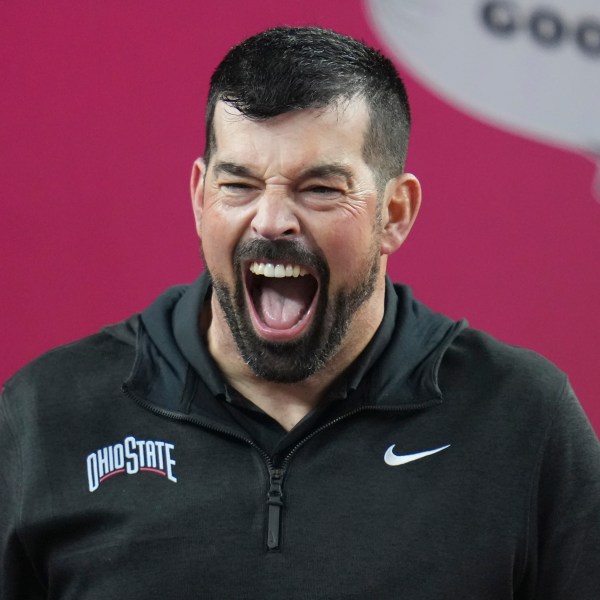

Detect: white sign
[366,0,600,188]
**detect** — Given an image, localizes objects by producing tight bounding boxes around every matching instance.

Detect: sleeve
[0,387,46,599]
[523,381,600,599]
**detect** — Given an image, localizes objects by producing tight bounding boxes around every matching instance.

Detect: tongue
[255,277,315,330]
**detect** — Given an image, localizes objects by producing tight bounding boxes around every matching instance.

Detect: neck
[205,281,385,431]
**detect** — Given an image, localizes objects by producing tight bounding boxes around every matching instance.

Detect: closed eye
[305,186,342,195]
[299,185,346,208]
[221,182,254,190]
[218,181,259,204]
[219,182,261,199]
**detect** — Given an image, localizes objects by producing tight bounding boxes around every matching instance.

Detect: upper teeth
[249,262,308,278]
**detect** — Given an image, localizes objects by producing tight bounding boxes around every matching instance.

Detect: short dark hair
[204,26,411,186]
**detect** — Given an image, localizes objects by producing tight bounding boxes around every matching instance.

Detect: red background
[1,1,598,432]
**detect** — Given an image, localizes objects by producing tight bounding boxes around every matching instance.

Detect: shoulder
[438,325,600,484]
[436,325,578,440]
[2,315,139,412]
[441,325,567,395]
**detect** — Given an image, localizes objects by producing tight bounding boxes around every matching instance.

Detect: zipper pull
[266,468,285,550]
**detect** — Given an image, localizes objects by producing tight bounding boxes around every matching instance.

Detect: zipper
[266,467,284,550]
[123,383,435,551]
[263,400,436,550]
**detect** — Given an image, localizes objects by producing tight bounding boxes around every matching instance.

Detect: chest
[22,408,534,599]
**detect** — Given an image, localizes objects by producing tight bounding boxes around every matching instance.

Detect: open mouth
[244,260,319,341]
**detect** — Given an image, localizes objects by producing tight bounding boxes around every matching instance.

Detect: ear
[379,173,421,256]
[190,158,206,236]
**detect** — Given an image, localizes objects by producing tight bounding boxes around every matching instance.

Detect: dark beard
[208,238,380,383]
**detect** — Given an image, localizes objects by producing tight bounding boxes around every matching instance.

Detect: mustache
[233,239,328,276]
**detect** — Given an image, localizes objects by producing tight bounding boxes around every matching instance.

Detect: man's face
[193,99,392,383]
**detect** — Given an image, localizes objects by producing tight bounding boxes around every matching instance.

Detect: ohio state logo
[86,435,177,492]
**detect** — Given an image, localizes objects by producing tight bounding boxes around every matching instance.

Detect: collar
[134,273,466,417]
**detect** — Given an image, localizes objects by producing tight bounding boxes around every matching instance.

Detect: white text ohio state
[87,435,177,492]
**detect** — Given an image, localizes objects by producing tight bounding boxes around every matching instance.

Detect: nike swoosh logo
[384,444,451,466]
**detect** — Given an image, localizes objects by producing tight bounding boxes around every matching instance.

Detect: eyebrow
[300,163,354,186]
[211,160,355,185]
[212,161,255,178]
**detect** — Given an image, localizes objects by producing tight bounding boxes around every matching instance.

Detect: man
[1,26,599,599]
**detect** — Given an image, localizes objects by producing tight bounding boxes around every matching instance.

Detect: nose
[251,189,300,240]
